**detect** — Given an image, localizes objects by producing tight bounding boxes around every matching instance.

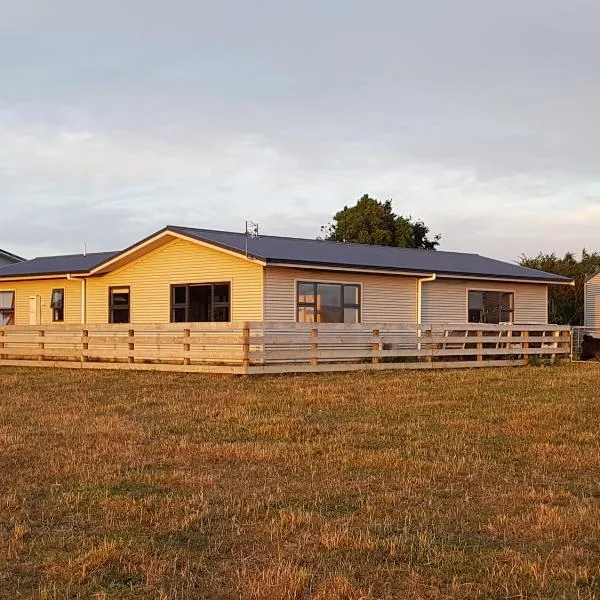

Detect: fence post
[128,328,135,364]
[0,329,4,361]
[81,328,88,363]
[242,322,250,375]
[425,328,432,363]
[523,330,529,364]
[551,329,561,364]
[38,328,45,361]
[311,326,318,366]
[371,329,380,365]
[477,329,483,361]
[183,327,191,366]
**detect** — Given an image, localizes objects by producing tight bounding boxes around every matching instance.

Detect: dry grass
[0,364,599,599]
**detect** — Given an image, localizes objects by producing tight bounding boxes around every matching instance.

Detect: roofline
[166,226,267,262]
[266,260,572,284]
[266,262,434,278]
[0,226,574,284]
[0,273,76,282]
[0,249,25,262]
[436,273,574,285]
[88,227,266,275]
[585,268,600,283]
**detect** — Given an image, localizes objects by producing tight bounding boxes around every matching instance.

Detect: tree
[520,250,600,325]
[320,195,441,250]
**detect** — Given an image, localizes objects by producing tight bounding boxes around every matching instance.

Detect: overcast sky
[2,0,600,261]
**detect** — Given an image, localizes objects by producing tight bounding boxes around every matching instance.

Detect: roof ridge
[29,250,118,260]
[167,225,479,256]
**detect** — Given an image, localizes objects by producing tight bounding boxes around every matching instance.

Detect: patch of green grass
[0,364,599,599]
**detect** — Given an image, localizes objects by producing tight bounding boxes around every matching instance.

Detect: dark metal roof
[0,226,572,283]
[0,248,25,263]
[168,226,571,283]
[0,251,118,277]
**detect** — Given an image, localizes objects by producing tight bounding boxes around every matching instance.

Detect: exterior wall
[0,278,82,325]
[585,273,600,327]
[264,266,418,323]
[421,278,548,324]
[86,237,264,323]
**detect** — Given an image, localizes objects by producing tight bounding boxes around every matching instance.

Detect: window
[109,287,130,323]
[171,283,231,322]
[0,291,15,325]
[468,291,514,324]
[50,288,65,322]
[297,282,361,323]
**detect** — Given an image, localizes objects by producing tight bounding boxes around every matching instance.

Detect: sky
[2,0,600,262]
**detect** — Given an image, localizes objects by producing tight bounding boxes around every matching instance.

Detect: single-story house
[0,226,572,327]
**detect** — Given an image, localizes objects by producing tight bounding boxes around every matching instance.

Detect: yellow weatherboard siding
[86,237,264,323]
[0,278,82,325]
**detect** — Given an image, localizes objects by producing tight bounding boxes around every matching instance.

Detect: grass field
[1,364,599,600]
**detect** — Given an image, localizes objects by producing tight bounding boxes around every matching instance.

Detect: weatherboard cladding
[421,279,548,324]
[585,272,600,327]
[0,226,569,283]
[264,266,417,322]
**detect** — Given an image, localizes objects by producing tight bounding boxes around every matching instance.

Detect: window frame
[0,290,15,325]
[296,280,362,323]
[170,282,232,323]
[50,288,65,322]
[467,288,515,324]
[108,286,131,324]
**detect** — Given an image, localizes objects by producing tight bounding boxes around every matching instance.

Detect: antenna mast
[245,221,259,257]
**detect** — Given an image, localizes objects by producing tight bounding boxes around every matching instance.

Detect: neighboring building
[0,249,24,324]
[0,248,24,268]
[585,271,600,327]
[0,226,572,326]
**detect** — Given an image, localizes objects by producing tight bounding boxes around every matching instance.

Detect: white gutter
[416,274,436,324]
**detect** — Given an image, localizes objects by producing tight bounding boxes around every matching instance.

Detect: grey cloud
[1,0,600,260]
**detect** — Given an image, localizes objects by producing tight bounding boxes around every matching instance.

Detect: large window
[109,287,130,324]
[297,282,361,323]
[0,291,15,325]
[51,288,64,322]
[171,283,231,322]
[468,291,514,324]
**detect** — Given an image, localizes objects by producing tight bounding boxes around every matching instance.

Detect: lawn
[0,364,599,600]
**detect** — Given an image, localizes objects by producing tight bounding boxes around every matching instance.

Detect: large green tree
[520,250,600,325]
[320,194,441,250]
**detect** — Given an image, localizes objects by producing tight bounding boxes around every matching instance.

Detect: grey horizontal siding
[585,274,600,327]
[264,267,417,323]
[421,278,548,324]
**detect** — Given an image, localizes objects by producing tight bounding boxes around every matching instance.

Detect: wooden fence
[0,322,572,375]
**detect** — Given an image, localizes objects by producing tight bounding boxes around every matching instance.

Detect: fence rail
[0,322,572,374]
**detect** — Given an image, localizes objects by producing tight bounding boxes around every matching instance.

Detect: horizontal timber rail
[0,322,572,374]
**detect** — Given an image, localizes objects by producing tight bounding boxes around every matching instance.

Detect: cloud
[1,0,600,261]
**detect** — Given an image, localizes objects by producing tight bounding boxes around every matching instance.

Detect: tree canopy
[520,250,600,325]
[321,195,441,250]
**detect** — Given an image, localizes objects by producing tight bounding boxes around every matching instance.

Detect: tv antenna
[245,221,259,257]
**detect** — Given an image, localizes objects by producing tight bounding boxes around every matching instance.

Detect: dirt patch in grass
[0,364,599,599]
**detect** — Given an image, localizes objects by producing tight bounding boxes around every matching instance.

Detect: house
[0,226,572,327]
